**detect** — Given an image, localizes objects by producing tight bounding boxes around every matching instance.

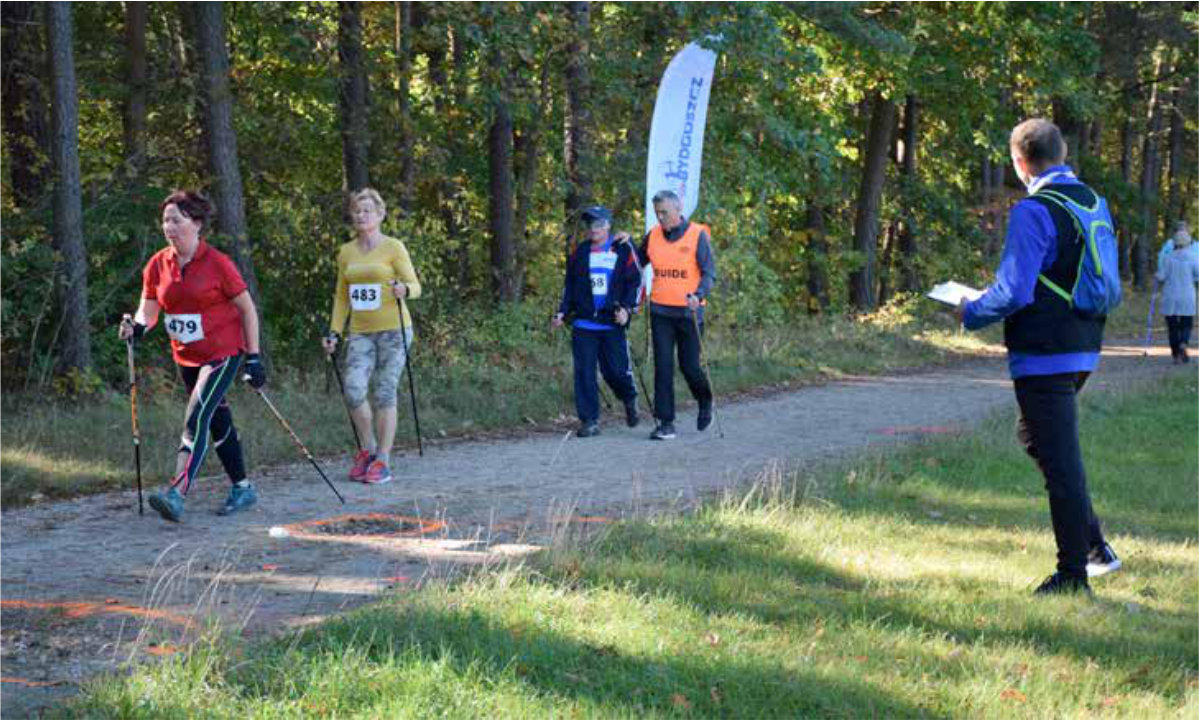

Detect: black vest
[1003,183,1107,355]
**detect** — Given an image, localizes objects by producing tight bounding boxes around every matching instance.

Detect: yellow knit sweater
[329,236,422,335]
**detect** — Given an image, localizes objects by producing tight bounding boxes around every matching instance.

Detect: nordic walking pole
[1144,281,1160,350]
[245,379,345,504]
[392,282,423,456]
[325,348,363,451]
[123,320,144,515]
[691,305,725,439]
[615,232,654,407]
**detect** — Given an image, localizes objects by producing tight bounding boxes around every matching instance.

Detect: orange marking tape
[570,515,612,524]
[877,425,956,436]
[1,677,67,687]
[1,599,192,627]
[144,644,181,656]
[282,513,445,543]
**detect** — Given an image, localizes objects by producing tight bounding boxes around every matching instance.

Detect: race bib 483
[349,283,383,311]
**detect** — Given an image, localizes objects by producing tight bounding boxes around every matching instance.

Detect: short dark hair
[161,190,215,234]
[1010,119,1066,167]
[652,190,681,207]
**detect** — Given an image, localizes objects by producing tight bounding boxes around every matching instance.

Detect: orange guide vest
[647,222,709,307]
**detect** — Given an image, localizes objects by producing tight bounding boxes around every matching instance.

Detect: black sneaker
[1086,542,1121,577]
[624,397,640,428]
[697,401,713,432]
[1033,572,1092,596]
[650,422,676,441]
[577,423,601,438]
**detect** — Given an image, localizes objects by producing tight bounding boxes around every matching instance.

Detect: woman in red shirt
[118,190,265,523]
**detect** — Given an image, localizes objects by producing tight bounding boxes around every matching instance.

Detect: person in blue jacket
[957,119,1121,596]
[552,206,642,437]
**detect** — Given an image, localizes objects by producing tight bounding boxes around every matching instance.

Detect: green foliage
[1,2,1196,389]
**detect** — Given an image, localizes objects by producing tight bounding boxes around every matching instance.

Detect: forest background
[1,0,1196,397]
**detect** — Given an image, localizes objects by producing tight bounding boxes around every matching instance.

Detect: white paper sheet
[926,281,985,307]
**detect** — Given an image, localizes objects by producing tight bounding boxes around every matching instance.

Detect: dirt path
[0,343,1182,717]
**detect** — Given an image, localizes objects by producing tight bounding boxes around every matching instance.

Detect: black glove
[243,353,267,389]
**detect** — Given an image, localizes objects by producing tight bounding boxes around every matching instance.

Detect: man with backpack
[957,119,1121,596]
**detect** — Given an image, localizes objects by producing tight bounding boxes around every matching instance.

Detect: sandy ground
[0,342,1183,718]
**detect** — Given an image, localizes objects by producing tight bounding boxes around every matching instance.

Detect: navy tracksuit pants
[571,326,637,424]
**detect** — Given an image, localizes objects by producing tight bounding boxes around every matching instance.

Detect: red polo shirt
[142,241,248,366]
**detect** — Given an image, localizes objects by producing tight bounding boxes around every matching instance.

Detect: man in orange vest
[639,190,716,440]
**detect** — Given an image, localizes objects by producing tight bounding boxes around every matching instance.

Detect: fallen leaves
[1000,688,1026,702]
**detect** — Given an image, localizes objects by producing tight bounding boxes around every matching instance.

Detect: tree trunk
[563,1,593,228]
[877,222,897,306]
[394,1,414,212]
[488,88,518,302]
[1166,85,1184,226]
[513,49,554,292]
[1133,48,1166,291]
[2,2,52,208]
[122,0,148,178]
[897,94,919,293]
[45,1,92,375]
[805,201,829,315]
[848,92,894,311]
[193,2,265,348]
[338,1,370,192]
[1117,118,1135,278]
[1053,98,1082,172]
[426,16,471,291]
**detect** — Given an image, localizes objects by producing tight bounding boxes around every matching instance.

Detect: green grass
[1,296,994,507]
[63,372,1198,719]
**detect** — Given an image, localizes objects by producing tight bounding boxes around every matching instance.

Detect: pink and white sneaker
[362,459,392,485]
[349,450,374,482]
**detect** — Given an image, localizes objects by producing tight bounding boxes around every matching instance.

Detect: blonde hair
[346,188,386,220]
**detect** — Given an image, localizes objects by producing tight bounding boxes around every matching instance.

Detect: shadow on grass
[241,598,943,719]
[561,519,1196,680]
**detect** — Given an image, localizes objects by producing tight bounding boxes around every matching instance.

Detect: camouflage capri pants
[342,328,413,410]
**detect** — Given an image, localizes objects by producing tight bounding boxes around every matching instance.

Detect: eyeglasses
[587,220,610,231]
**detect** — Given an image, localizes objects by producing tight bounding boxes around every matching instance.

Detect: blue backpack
[1032,189,1123,317]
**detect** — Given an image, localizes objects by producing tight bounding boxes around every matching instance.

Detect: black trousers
[571,326,637,424]
[1165,315,1193,358]
[1014,372,1105,579]
[177,358,247,490]
[650,312,712,424]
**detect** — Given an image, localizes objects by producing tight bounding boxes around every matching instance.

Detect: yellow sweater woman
[322,188,422,484]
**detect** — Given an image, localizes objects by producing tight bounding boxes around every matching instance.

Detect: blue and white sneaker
[218,483,257,516]
[1086,542,1121,577]
[148,487,185,523]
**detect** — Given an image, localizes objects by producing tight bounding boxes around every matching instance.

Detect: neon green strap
[1030,191,1089,306]
[1037,273,1073,304]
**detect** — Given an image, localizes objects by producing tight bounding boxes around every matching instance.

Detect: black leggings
[1165,315,1193,358]
[173,355,246,494]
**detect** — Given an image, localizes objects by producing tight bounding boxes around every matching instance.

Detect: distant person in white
[1155,226,1200,364]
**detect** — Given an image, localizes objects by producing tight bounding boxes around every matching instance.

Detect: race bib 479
[164,313,204,344]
